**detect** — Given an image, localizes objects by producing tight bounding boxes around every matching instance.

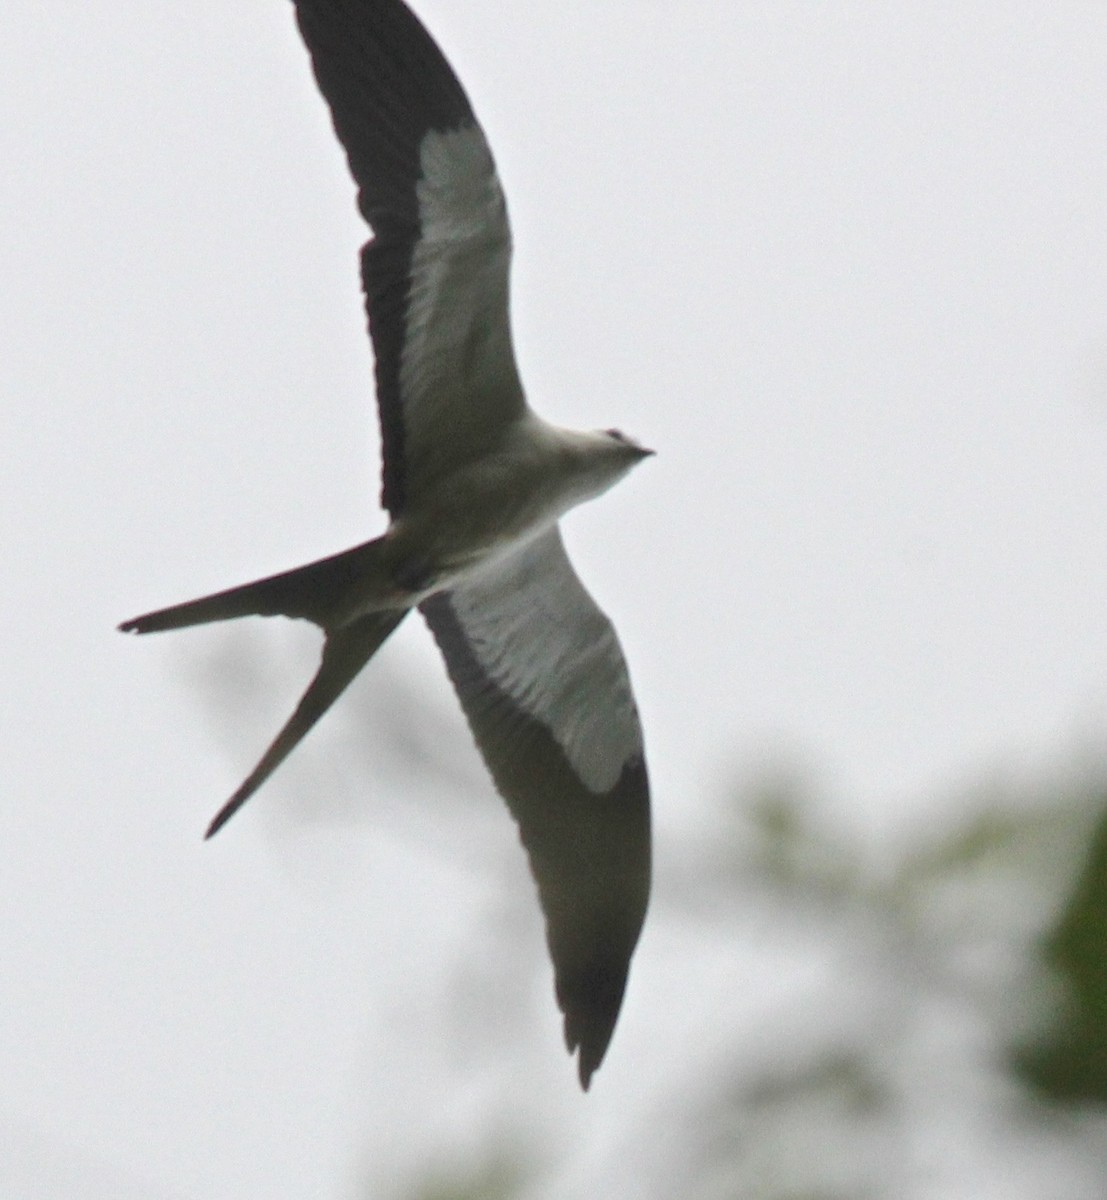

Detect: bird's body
[121,0,653,1089]
[386,417,650,597]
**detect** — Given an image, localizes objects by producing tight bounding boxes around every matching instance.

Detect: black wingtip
[577,1051,596,1092]
[565,1021,606,1093]
[558,955,632,1092]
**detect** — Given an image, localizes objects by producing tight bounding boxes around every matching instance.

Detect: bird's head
[540,422,654,512]
[589,427,654,485]
[557,426,654,506]
[600,428,655,462]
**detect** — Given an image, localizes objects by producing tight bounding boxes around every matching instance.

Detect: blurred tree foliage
[387,758,1107,1200]
[1013,791,1107,1102]
[401,1155,527,1200]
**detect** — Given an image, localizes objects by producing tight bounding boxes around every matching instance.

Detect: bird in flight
[120,0,652,1089]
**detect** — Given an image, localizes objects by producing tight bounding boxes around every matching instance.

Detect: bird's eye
[604,428,627,443]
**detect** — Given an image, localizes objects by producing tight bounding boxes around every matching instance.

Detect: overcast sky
[5,2,1107,1196]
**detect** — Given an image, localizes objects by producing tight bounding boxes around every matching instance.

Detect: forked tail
[204,608,407,837]
[119,536,408,835]
[118,536,391,635]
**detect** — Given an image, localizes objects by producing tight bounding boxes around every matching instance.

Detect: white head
[557,426,654,508]
[600,428,655,462]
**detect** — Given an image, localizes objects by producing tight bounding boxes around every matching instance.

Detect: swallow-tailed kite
[120,0,652,1089]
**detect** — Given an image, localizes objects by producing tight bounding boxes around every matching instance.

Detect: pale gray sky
[4,3,1107,1196]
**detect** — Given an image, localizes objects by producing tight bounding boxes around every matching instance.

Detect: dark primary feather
[293,0,483,516]
[294,0,474,233]
[422,593,651,1089]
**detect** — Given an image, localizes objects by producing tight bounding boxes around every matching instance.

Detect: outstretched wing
[421,529,651,1089]
[292,0,526,516]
